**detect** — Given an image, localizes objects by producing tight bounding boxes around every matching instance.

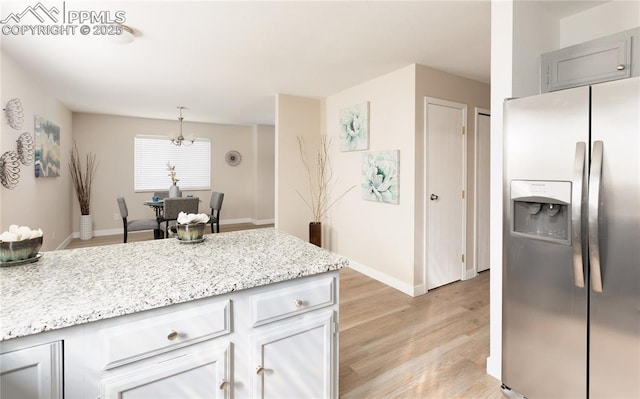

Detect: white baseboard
[252,218,274,225]
[347,259,426,297]
[57,234,74,250]
[93,228,123,237]
[486,354,501,380]
[220,218,273,226]
[221,218,252,225]
[463,268,478,280]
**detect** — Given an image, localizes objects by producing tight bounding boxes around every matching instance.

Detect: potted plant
[69,142,97,240]
[297,134,354,247]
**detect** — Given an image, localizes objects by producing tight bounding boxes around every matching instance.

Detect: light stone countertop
[0,228,348,341]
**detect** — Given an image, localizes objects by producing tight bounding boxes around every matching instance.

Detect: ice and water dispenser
[510,180,572,245]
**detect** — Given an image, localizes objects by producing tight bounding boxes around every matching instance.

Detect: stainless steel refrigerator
[501,76,639,399]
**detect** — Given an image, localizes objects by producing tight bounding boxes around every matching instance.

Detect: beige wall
[254,124,275,223]
[560,1,640,47]
[275,94,323,241]
[1,52,74,251]
[73,113,273,236]
[326,65,417,292]
[321,64,489,296]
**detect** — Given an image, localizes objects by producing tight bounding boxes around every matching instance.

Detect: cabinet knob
[167,330,178,341]
[256,365,265,375]
[218,379,228,390]
[617,64,626,71]
[294,299,303,308]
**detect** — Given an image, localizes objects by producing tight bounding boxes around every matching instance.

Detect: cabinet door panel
[252,311,335,399]
[102,342,230,399]
[540,29,635,93]
[0,341,63,399]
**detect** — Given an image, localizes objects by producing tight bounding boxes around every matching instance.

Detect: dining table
[143,199,165,239]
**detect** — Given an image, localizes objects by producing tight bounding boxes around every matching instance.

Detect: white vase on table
[169,184,181,198]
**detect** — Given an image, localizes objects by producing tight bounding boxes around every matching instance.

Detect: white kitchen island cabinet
[0,341,63,399]
[101,340,232,399]
[0,228,347,399]
[251,310,336,399]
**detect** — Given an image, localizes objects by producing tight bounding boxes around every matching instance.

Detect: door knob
[430,194,439,201]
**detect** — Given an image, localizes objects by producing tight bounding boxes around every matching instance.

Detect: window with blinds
[134,136,211,191]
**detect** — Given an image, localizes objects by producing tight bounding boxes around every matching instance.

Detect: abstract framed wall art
[340,102,369,151]
[34,115,60,177]
[362,150,399,204]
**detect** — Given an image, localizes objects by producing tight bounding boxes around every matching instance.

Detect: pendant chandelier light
[170,106,195,146]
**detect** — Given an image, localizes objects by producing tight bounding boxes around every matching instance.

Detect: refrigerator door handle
[571,142,587,288]
[589,140,604,292]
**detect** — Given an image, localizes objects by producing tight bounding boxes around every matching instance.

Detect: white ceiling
[0,1,603,126]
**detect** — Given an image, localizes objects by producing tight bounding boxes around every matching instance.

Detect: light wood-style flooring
[339,267,502,398]
[65,227,502,397]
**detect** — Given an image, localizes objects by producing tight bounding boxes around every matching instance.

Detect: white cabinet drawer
[100,300,230,369]
[250,276,335,326]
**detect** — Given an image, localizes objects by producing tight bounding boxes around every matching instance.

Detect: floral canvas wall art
[34,115,60,177]
[362,150,399,204]
[340,102,369,151]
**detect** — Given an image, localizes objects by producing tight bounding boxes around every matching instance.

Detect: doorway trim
[473,107,491,278]
[423,97,468,291]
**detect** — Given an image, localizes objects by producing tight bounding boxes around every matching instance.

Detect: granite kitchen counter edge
[0,228,348,341]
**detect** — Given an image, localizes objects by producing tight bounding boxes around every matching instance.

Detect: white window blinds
[134,136,211,191]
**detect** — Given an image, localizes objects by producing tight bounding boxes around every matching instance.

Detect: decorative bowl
[0,236,43,263]
[176,223,205,242]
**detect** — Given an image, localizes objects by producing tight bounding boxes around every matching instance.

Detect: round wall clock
[225,150,242,166]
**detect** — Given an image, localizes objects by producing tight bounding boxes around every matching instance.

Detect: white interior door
[475,109,490,272]
[425,98,466,290]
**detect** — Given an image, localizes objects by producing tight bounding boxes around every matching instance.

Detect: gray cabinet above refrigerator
[540,27,639,93]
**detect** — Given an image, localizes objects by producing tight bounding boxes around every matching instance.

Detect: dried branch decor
[297,135,355,223]
[167,161,179,184]
[69,142,97,215]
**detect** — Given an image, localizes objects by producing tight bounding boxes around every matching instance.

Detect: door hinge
[332,321,338,334]
[461,254,465,263]
[462,126,466,135]
[546,65,550,87]
[461,190,465,199]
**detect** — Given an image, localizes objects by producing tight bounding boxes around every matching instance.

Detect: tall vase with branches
[297,134,354,247]
[69,142,98,240]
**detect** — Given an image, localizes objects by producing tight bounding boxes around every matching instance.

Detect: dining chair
[161,197,200,237]
[117,197,158,243]
[153,191,170,200]
[207,192,224,233]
